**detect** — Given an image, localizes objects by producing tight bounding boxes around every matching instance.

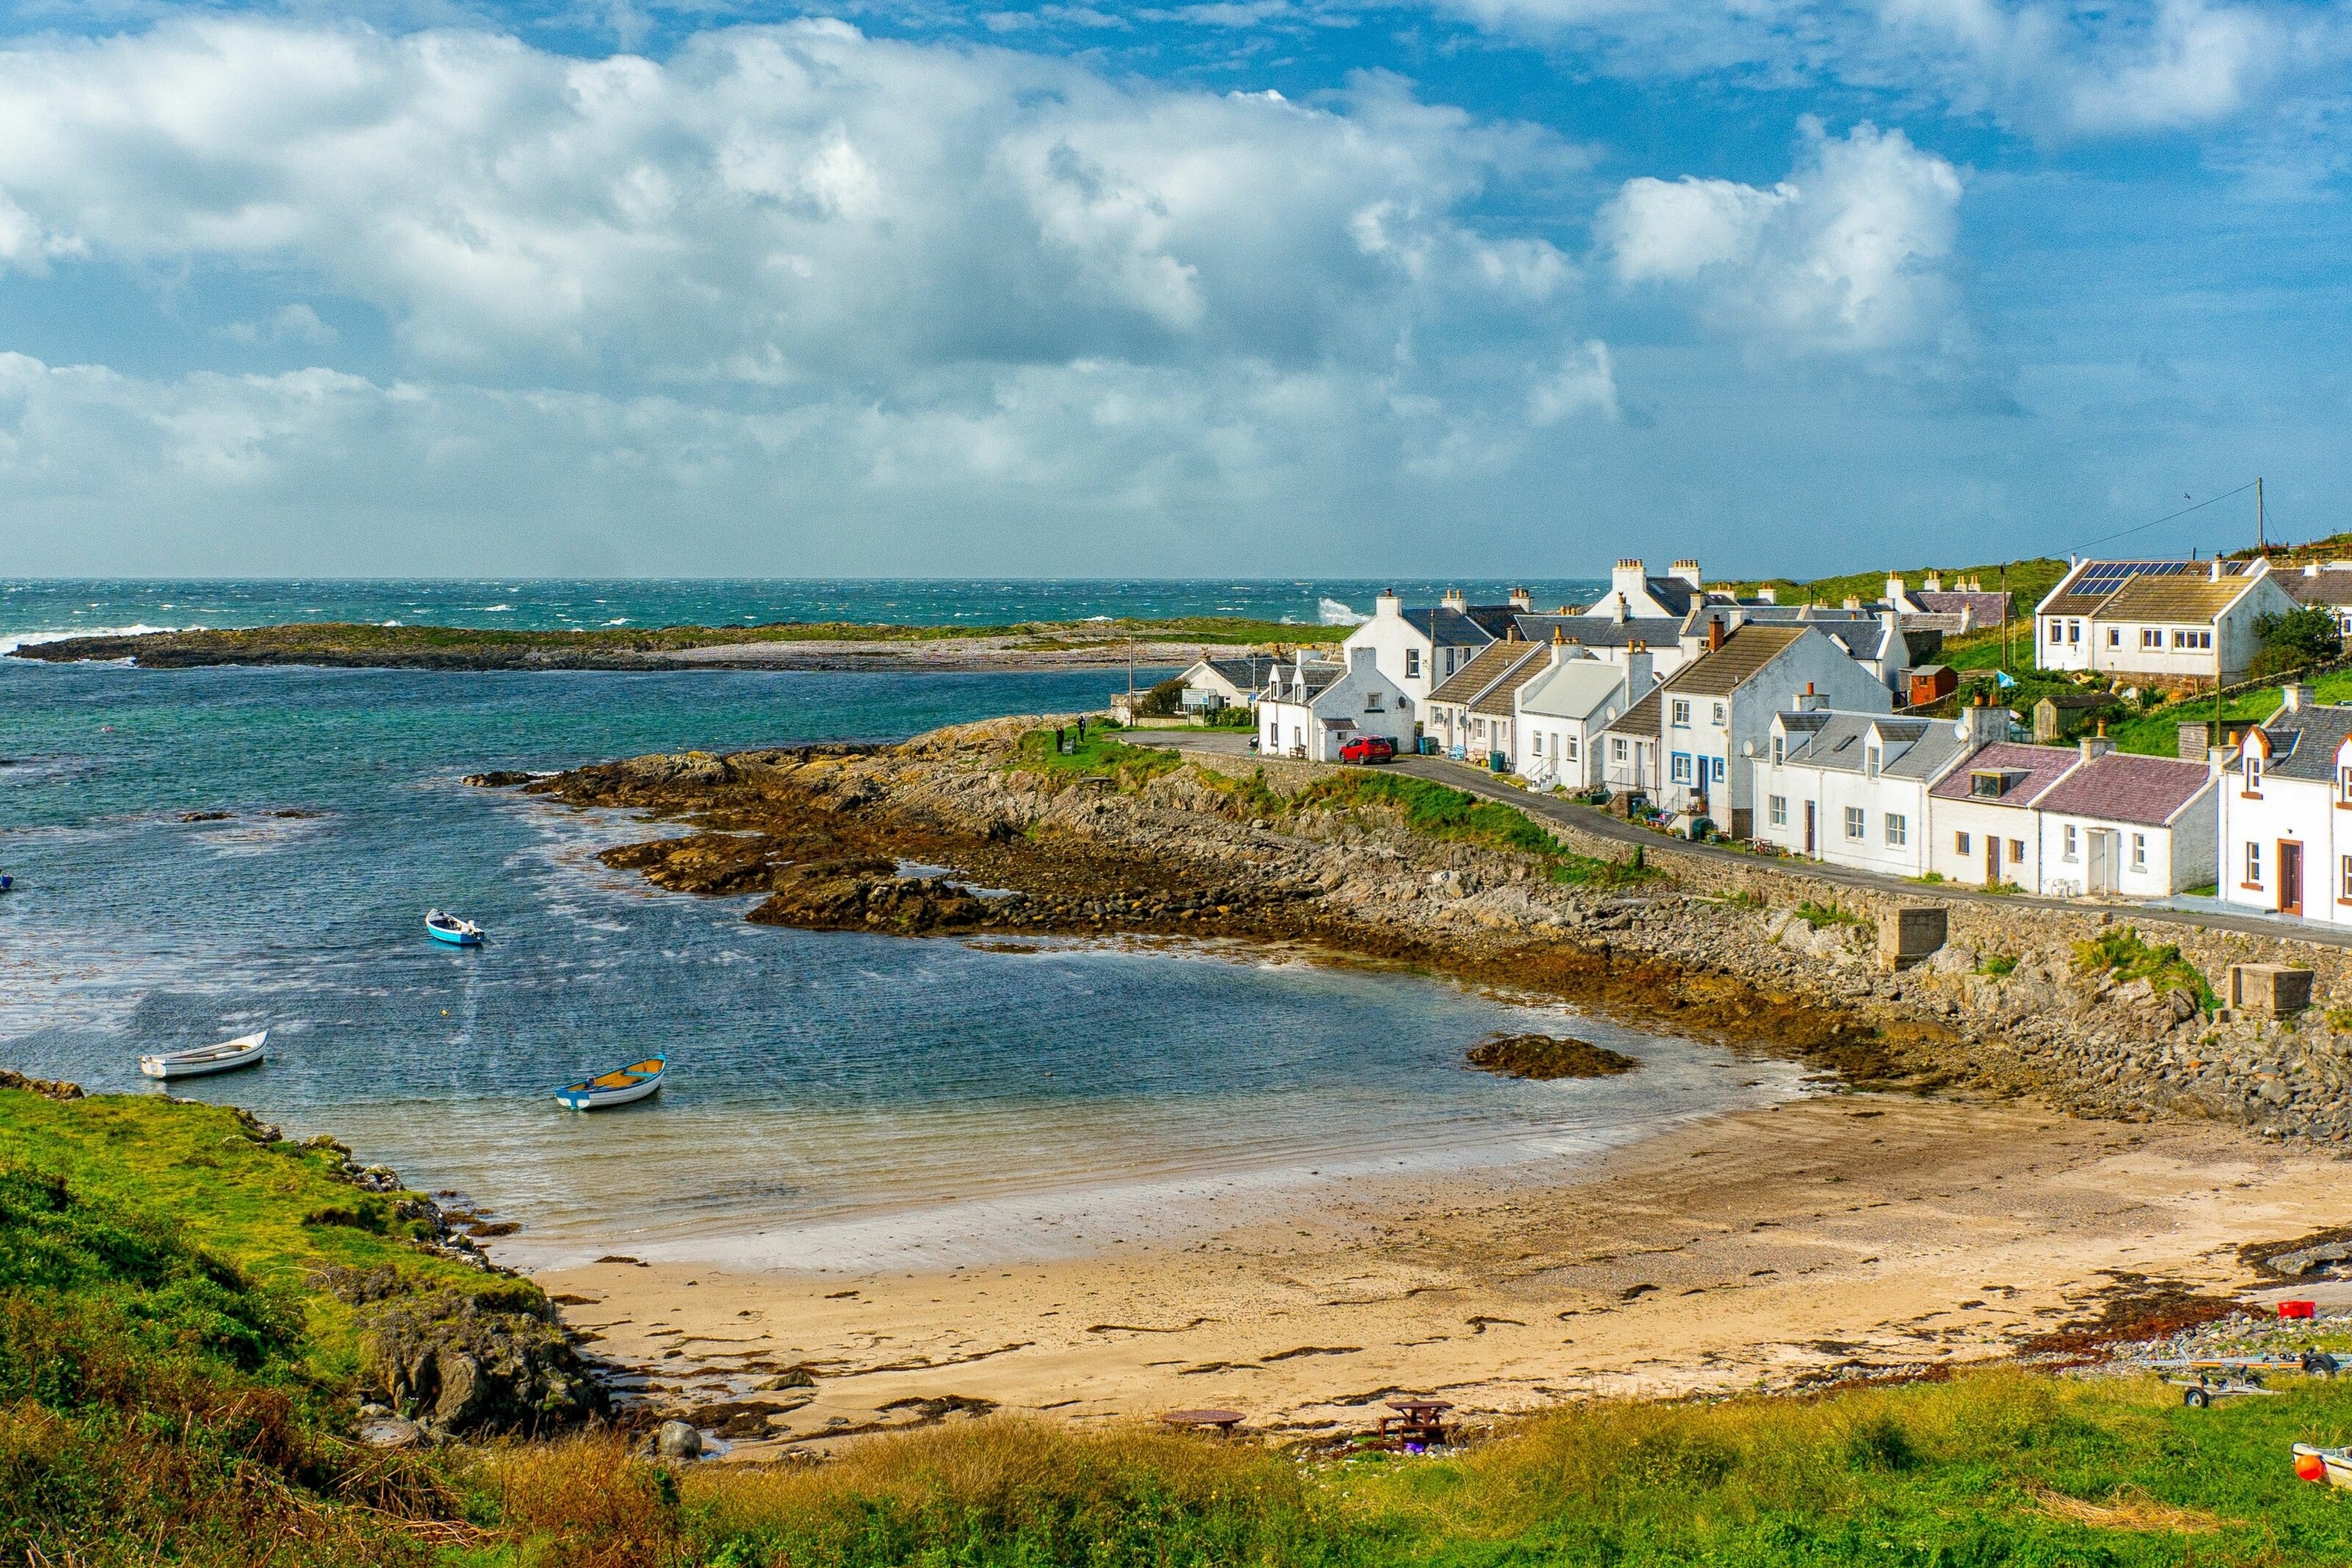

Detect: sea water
[0,655,1804,1272]
[0,577,1609,651]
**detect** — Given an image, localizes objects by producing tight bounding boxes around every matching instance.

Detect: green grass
[1010,724,1185,788]
[2076,926,2215,1011]
[1297,772,1660,887]
[1728,556,2070,621]
[1795,899,1867,928]
[1980,952,2020,976]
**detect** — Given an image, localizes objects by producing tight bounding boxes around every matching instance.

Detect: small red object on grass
[2298,1452,2329,1483]
[2282,1301,2317,1320]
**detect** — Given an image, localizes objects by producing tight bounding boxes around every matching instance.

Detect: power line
[2068,480,2259,555]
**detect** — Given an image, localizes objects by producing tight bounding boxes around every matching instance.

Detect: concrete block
[1877,906,1948,972]
[2229,964,2314,1017]
[2177,721,2210,760]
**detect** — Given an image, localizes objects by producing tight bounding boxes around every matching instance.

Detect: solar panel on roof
[2070,560,2195,596]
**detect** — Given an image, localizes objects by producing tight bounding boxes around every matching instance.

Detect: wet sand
[531,1093,2349,1454]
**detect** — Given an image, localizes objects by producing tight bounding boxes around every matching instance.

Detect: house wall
[2035,613,2094,672]
[1341,614,1436,708]
[2038,812,2181,898]
[1926,799,2043,891]
[1753,765,1932,877]
[2219,756,2344,923]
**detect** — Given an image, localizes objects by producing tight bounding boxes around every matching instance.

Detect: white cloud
[1603,122,1968,363]
[0,19,1586,385]
[1438,0,2323,139]
[1527,340,1618,424]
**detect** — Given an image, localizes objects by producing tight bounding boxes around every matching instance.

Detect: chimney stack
[1707,617,1726,653]
[1375,589,1402,619]
[2285,683,2315,712]
[1670,559,1702,590]
[1511,586,1534,611]
[2080,723,2115,761]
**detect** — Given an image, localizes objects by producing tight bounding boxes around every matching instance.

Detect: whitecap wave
[1318,597,1368,626]
[0,624,188,655]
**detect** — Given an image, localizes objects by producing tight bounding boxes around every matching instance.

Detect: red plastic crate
[2280,1300,2317,1320]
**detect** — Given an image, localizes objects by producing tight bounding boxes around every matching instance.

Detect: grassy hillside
[1728,556,2071,619]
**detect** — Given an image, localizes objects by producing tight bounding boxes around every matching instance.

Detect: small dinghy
[141,1029,267,1080]
[424,909,484,946]
[2297,1444,2352,1488]
[557,1057,665,1111]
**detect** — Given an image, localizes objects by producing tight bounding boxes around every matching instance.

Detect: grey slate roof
[2281,570,2352,609]
[2256,701,2352,782]
[1511,613,1683,649]
[1403,607,1497,648]
[1779,713,1968,780]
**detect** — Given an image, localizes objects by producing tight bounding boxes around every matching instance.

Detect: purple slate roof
[1927,741,2079,805]
[1914,590,2011,622]
[2032,751,2213,826]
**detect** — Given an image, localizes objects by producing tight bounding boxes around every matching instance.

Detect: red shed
[1906,664,1957,707]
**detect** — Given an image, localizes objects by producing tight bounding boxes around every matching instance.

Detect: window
[2141,626,2161,648]
[1885,813,1907,847]
[1771,734,1785,764]
[2069,620,2082,644]
[2246,753,2263,792]
[2108,627,2122,648]
[2247,841,2262,884]
[1405,648,1420,678]
[2063,824,2079,861]
[1671,753,1694,784]
[1671,698,1691,727]
[2132,833,2148,871]
[2011,838,2026,861]
[1865,743,1882,777]
[2048,621,2063,645]
[1711,702,1725,725]
[1612,737,1627,762]
[1445,648,1457,675]
[1844,806,1866,840]
[1563,737,1578,762]
[2342,854,2352,901]
[1364,693,1382,711]
[2339,763,2352,802]
[2173,629,2211,649]
[1956,831,1971,855]
[1769,795,1788,828]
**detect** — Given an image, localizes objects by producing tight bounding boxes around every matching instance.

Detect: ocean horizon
[0,577,1612,652]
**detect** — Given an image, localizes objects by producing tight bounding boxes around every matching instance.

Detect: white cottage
[1516,651,1655,790]
[1923,740,2079,891]
[1753,703,2004,873]
[2034,558,2294,682]
[2219,687,2352,922]
[1256,649,1414,762]
[1341,591,1500,708]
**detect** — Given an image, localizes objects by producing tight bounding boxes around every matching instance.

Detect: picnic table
[1375,1400,1454,1447]
[1160,1409,1246,1436]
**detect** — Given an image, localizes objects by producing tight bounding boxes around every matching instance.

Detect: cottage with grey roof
[1256,648,1414,763]
[2220,685,2352,923]
[1756,699,2007,876]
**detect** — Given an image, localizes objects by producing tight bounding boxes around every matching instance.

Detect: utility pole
[2258,477,2266,554]
[1999,562,2010,675]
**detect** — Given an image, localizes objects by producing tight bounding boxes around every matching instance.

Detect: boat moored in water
[140,1029,267,1080]
[557,1057,665,1111]
[425,909,484,946]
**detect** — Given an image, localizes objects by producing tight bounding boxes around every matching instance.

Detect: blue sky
[0,0,2344,577]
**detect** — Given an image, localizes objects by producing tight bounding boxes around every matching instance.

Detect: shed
[2032,692,2121,744]
[1906,665,1957,707]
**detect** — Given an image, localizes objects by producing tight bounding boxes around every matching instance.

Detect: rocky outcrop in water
[1465,1034,1638,1080]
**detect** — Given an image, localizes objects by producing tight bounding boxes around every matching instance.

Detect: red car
[1341,736,1396,764]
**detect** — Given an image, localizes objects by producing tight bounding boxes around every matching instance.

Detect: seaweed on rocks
[1465,1034,1638,1080]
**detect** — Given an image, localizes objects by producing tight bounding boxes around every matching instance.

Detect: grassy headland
[6,617,1351,671]
[17,1083,2352,1568]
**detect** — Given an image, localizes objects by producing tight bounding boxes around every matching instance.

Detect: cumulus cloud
[0,20,1584,384]
[1602,121,1972,369]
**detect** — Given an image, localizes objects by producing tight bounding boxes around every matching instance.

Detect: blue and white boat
[424,909,484,946]
[141,1028,267,1080]
[557,1057,665,1111]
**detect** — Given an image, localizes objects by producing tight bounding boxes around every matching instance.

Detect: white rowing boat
[140,1029,268,1080]
[557,1057,665,1110]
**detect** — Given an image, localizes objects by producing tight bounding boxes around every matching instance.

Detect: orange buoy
[2298,1452,2328,1483]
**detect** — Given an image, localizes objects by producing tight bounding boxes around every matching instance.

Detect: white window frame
[1612,737,1627,763]
[1769,795,1788,828]
[2108,626,2122,648]
[1671,698,1691,727]
[2247,753,2263,792]
[2141,626,2161,648]
[1671,753,1694,784]
[1405,648,1420,678]
[1885,813,1906,848]
[1711,702,1725,725]
[2063,823,2079,862]
[1843,806,1866,841]
[2247,841,2263,884]
[2132,832,2148,871]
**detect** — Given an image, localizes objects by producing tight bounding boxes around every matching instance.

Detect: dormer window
[2340,763,2352,802]
[1865,743,1883,778]
[1771,734,1785,764]
[2247,753,2263,792]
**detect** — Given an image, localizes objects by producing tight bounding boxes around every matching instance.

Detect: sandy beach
[534,1090,2345,1455]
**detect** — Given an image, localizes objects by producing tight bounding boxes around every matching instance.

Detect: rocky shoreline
[513,718,2352,1145]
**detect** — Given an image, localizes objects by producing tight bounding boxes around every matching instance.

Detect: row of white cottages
[1193,570,2229,901]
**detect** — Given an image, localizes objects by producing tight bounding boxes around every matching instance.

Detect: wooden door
[2281,840,2304,916]
[1803,801,1815,855]
[1986,834,2002,886]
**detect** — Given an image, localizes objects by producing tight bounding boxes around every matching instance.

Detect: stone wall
[1154,743,2352,1143]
